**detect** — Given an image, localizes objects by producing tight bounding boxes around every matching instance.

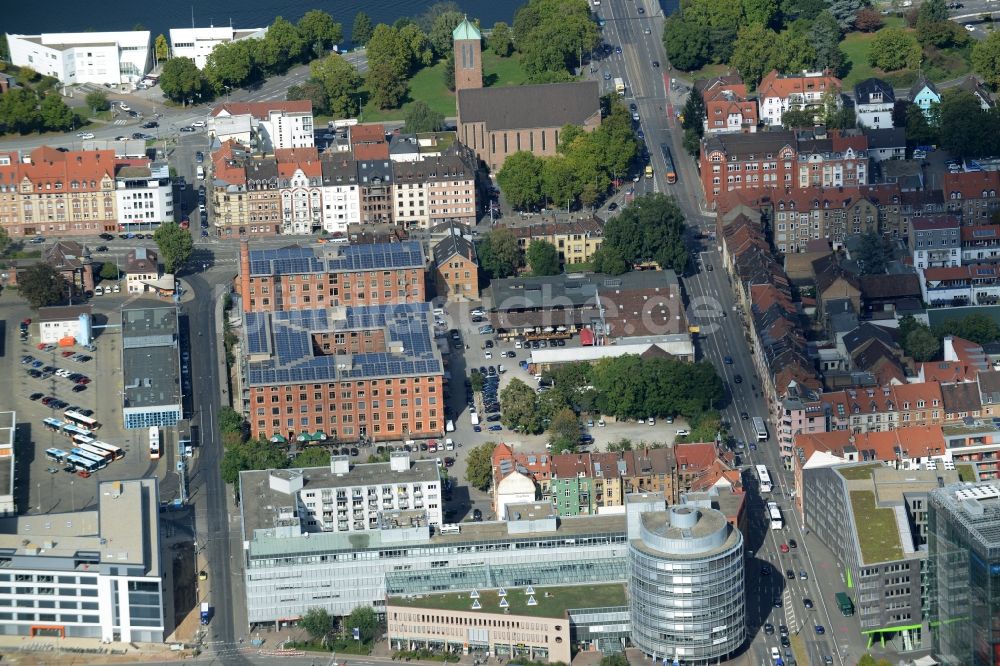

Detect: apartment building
[238,240,425,313]
[910,216,961,269]
[803,463,958,650]
[0,479,164,642]
[854,78,895,129]
[392,151,477,229]
[350,124,389,161]
[960,224,1000,264]
[114,161,173,232]
[942,170,1000,223]
[319,157,361,235]
[432,233,479,301]
[276,148,324,235]
[358,160,394,224]
[0,147,118,237]
[6,31,151,86]
[501,217,605,266]
[123,248,161,294]
[757,69,842,127]
[209,101,314,152]
[921,263,1000,306]
[245,158,282,236]
[770,186,878,253]
[241,302,444,442]
[696,74,758,135]
[168,26,267,69]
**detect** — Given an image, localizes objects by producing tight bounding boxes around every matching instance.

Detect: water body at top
[6,0,521,42]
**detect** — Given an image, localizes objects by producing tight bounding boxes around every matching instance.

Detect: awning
[312,431,327,441]
[270,434,287,443]
[580,328,595,346]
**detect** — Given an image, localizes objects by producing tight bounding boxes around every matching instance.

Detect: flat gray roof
[121,307,180,408]
[0,411,13,503]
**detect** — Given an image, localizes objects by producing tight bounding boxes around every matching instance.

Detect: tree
[443,51,456,91]
[99,262,120,280]
[287,79,331,116]
[490,22,514,57]
[204,40,257,92]
[497,152,545,210]
[298,10,344,57]
[853,7,884,32]
[159,57,208,104]
[352,12,375,46]
[220,438,289,487]
[730,23,779,89]
[591,245,628,275]
[681,89,706,138]
[743,0,779,27]
[85,90,109,113]
[599,655,628,666]
[366,61,408,109]
[514,0,599,79]
[541,156,580,208]
[829,0,868,29]
[470,370,486,393]
[404,100,445,133]
[479,227,524,279]
[811,11,844,73]
[0,227,10,256]
[500,378,543,433]
[934,313,1000,345]
[548,407,581,453]
[663,14,710,71]
[868,28,922,71]
[782,107,816,128]
[602,193,689,273]
[39,93,75,131]
[429,10,466,58]
[309,53,363,118]
[915,0,951,45]
[527,240,561,276]
[904,102,938,146]
[258,16,305,74]
[939,90,984,159]
[855,232,888,275]
[465,443,497,490]
[18,263,66,309]
[973,31,1000,89]
[365,25,410,109]
[218,406,245,434]
[400,23,434,69]
[154,34,170,62]
[300,607,333,643]
[418,2,464,32]
[900,319,940,361]
[293,447,333,468]
[345,606,378,643]
[153,222,194,273]
[0,88,41,134]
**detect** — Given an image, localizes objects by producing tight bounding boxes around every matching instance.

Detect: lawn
[837,463,882,481]
[389,583,627,618]
[841,25,972,88]
[361,51,529,123]
[679,63,731,83]
[850,490,903,564]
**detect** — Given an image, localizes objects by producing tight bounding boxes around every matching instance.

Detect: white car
[675,428,690,436]
[771,647,781,662]
[79,132,95,140]
[648,418,655,426]
[484,351,492,359]
[966,23,976,31]
[117,103,130,112]
[470,308,485,317]
[598,419,606,427]
[514,340,522,349]
[191,120,206,128]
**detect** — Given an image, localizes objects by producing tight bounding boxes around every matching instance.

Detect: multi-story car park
[928,480,1000,666]
[0,479,164,642]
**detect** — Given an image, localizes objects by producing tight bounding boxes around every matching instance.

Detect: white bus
[45,448,69,464]
[66,454,101,474]
[149,426,161,460]
[752,416,768,441]
[89,440,125,461]
[75,443,113,466]
[61,423,92,440]
[64,411,100,430]
[756,464,773,494]
[43,417,65,433]
[70,448,107,470]
[767,501,783,530]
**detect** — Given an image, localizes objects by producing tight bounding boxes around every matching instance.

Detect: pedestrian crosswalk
[113,119,128,126]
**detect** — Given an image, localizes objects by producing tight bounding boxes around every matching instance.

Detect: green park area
[361,51,529,122]
[389,583,627,618]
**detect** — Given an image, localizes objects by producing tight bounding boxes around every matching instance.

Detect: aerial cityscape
[0,0,999,664]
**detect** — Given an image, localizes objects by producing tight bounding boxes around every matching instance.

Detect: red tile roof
[943,170,1000,200]
[758,70,841,100]
[353,142,391,161]
[350,124,387,144]
[0,146,118,193]
[274,147,322,178]
[674,442,718,471]
[210,100,313,118]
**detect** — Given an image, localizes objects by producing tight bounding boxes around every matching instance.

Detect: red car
[780,543,790,553]
[61,350,75,357]
[76,377,91,385]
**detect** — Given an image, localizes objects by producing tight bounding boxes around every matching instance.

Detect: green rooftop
[850,490,904,564]
[453,18,482,41]
[957,463,977,483]
[388,583,627,618]
[837,464,882,481]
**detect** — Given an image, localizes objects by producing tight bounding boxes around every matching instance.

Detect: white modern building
[209,101,315,152]
[6,31,151,87]
[168,26,267,69]
[0,411,14,517]
[0,479,164,642]
[37,305,93,345]
[115,162,174,232]
[320,157,361,234]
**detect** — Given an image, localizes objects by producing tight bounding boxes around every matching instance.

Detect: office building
[241,303,444,442]
[928,480,1000,665]
[237,240,426,313]
[121,307,181,429]
[627,495,745,665]
[209,101,315,152]
[168,26,267,69]
[114,162,174,233]
[0,479,164,642]
[6,31,151,86]
[238,482,629,624]
[804,463,960,649]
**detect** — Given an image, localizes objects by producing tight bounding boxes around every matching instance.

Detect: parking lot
[2,294,184,515]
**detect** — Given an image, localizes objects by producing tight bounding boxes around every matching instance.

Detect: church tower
[452,18,483,92]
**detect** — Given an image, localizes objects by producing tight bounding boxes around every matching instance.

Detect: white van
[196,166,205,179]
[445,419,455,432]
[94,286,104,296]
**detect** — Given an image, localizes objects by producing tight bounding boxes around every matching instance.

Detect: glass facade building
[928,481,1000,666]
[628,502,745,666]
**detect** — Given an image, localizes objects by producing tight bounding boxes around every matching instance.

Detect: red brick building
[238,238,426,313]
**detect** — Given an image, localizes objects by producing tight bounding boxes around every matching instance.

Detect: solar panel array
[248,241,424,277]
[247,303,440,386]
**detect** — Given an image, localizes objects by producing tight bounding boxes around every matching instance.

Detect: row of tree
[512,0,600,82]
[900,313,1000,362]
[496,103,638,211]
[498,356,724,444]
[0,86,79,136]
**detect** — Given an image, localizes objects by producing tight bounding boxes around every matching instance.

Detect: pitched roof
[854,77,895,104]
[452,18,481,40]
[433,233,477,267]
[350,124,387,145]
[920,361,977,383]
[812,254,861,295]
[859,274,921,301]
[843,322,898,355]
[910,76,939,100]
[458,81,600,131]
[210,100,312,118]
[941,381,982,414]
[757,70,841,100]
[943,170,1000,200]
[863,127,906,149]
